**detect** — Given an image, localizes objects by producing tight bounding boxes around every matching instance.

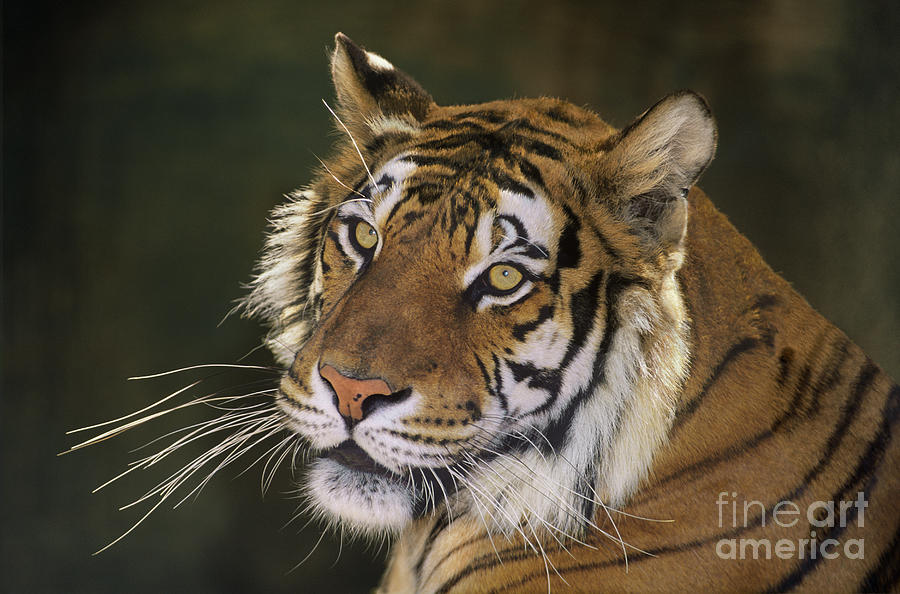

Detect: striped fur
[244,34,899,591]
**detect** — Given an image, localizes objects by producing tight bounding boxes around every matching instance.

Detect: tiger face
[245,33,715,540]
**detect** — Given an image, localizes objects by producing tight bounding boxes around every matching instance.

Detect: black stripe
[459,365,888,590]
[420,532,492,587]
[772,337,849,433]
[364,130,413,153]
[414,510,451,585]
[432,549,531,593]
[556,206,582,269]
[751,293,781,311]
[496,214,529,243]
[422,119,487,132]
[522,138,562,161]
[578,457,597,526]
[859,501,900,592]
[452,109,509,124]
[504,359,561,397]
[641,339,852,499]
[406,154,459,169]
[544,104,580,125]
[516,158,545,191]
[462,218,477,257]
[776,347,795,386]
[770,374,894,592]
[671,336,760,430]
[490,354,509,414]
[787,362,879,499]
[474,354,496,398]
[326,229,350,261]
[512,304,554,341]
[498,117,572,144]
[491,172,533,198]
[540,273,628,451]
[558,270,605,369]
[587,220,621,260]
[411,181,445,205]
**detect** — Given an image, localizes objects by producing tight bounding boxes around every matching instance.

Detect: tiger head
[243,34,716,540]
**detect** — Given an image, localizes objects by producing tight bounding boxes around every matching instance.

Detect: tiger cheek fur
[240,33,899,593]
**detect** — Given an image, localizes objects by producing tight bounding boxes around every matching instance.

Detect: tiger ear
[597,91,717,256]
[330,33,434,142]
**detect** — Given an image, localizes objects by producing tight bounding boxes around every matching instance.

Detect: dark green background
[3,1,898,592]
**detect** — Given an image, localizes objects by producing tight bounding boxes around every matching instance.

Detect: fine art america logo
[715,492,867,560]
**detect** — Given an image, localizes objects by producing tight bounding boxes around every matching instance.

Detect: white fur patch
[367,115,420,138]
[372,157,418,225]
[366,51,395,71]
[463,189,555,296]
[496,188,555,250]
[306,458,412,534]
[278,365,348,450]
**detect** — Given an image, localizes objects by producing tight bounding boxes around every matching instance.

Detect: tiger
[236,33,899,592]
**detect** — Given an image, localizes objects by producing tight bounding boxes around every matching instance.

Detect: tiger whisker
[466,425,607,523]
[321,98,378,188]
[417,468,431,514]
[261,434,298,495]
[330,524,345,569]
[469,419,646,564]
[134,406,276,471]
[64,390,271,455]
[229,428,292,485]
[428,462,455,523]
[458,446,588,557]
[527,520,568,593]
[129,397,277,454]
[500,233,549,258]
[313,153,368,199]
[93,494,168,556]
[462,436,598,554]
[437,453,461,495]
[306,197,375,218]
[128,363,279,381]
[287,527,329,574]
[603,508,675,523]
[456,452,540,555]
[444,466,504,563]
[171,418,285,508]
[424,469,438,516]
[118,410,279,508]
[480,413,637,564]
[93,407,273,494]
[464,429,591,516]
[66,380,203,436]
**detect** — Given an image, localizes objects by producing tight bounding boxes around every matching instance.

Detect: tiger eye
[354,220,378,250]
[488,264,524,292]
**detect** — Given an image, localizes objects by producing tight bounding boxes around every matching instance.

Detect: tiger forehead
[355,156,560,256]
[361,100,611,205]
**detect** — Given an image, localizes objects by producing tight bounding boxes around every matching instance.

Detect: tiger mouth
[326,441,395,477]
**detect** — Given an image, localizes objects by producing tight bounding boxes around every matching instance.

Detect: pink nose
[319,364,392,422]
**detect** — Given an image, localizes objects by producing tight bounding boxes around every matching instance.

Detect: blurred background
[3,0,898,592]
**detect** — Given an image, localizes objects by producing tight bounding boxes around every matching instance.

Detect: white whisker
[128,363,277,381]
[287,528,328,574]
[313,153,368,199]
[64,380,203,437]
[321,99,378,188]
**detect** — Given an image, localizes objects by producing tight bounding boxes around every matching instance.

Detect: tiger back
[243,34,899,592]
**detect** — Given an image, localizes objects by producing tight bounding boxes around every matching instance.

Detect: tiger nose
[319,364,393,422]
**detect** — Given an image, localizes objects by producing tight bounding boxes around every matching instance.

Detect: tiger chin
[240,33,899,592]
